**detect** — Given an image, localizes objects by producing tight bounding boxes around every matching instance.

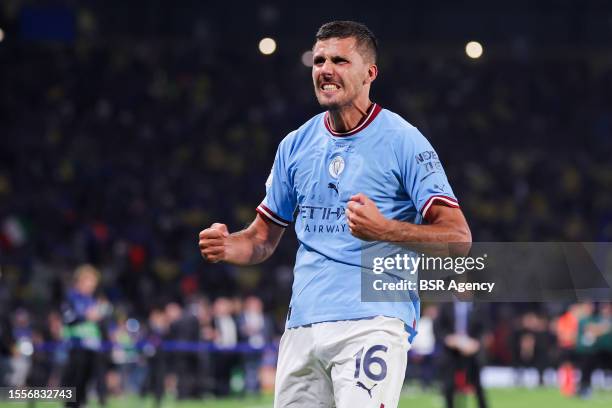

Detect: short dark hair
[315,21,378,63]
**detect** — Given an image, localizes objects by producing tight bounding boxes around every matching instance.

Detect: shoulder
[377,108,432,151]
[277,112,326,155]
[378,108,417,132]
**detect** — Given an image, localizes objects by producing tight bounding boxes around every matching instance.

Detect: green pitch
[4,387,612,408]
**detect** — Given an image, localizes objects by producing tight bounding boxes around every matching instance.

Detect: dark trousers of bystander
[62,348,97,408]
[579,350,612,393]
[440,353,488,408]
[143,352,166,406]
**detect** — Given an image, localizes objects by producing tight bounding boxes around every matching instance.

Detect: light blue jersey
[256,104,459,334]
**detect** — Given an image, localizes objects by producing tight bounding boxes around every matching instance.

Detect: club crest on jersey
[328,155,345,179]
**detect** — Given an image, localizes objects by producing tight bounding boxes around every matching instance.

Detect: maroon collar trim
[324,103,382,137]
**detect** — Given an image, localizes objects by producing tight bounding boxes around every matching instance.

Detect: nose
[318,59,334,77]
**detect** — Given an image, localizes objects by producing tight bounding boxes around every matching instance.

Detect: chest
[289,137,405,207]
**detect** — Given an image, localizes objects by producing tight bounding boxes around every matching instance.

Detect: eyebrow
[313,55,350,63]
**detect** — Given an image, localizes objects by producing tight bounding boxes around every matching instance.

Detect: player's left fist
[346,193,390,241]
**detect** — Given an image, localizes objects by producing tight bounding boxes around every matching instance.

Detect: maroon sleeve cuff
[421,195,460,221]
[256,203,291,228]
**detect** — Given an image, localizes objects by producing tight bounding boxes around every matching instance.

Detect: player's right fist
[199,223,230,263]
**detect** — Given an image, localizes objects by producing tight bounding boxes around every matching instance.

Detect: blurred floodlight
[465,41,483,59]
[259,37,277,55]
[301,50,313,67]
[0,28,4,43]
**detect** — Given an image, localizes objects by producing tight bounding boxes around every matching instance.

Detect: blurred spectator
[239,295,273,394]
[61,264,104,408]
[93,295,112,406]
[25,315,54,389]
[10,308,33,386]
[489,305,514,366]
[192,296,215,394]
[141,307,169,407]
[166,301,200,399]
[435,302,489,408]
[46,311,67,387]
[577,302,612,397]
[407,304,438,389]
[109,311,142,395]
[512,311,549,386]
[554,302,590,396]
[212,297,239,396]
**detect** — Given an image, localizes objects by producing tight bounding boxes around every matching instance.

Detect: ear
[364,64,378,85]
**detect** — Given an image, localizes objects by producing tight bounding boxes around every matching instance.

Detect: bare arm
[199,214,285,266]
[346,193,471,256]
[384,205,472,256]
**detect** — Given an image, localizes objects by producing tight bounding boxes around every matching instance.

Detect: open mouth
[320,82,341,92]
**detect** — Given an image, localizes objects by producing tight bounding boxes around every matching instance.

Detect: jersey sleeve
[402,128,459,221]
[256,138,296,227]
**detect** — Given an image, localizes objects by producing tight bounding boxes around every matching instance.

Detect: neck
[327,98,373,133]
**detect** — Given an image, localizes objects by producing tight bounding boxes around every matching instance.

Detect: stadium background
[1,0,612,406]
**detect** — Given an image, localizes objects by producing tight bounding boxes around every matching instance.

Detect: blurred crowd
[408,301,612,399]
[1,264,278,405]
[1,0,612,403]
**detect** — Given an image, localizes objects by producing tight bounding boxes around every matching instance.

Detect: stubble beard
[315,91,351,112]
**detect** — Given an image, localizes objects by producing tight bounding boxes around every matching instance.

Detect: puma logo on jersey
[355,381,377,398]
[328,182,339,194]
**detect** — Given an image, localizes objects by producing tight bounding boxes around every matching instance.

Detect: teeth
[323,84,338,91]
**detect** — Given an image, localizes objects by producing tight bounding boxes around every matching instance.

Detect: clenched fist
[199,223,230,263]
[346,193,391,241]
